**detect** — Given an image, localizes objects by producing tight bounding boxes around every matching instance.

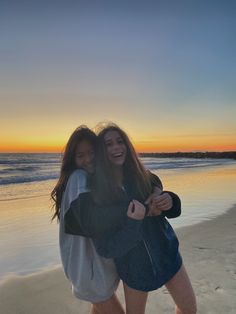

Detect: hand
[127,200,145,220]
[148,193,173,216]
[145,187,162,205]
[144,187,162,216]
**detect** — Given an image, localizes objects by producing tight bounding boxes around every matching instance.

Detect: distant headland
[139,151,236,160]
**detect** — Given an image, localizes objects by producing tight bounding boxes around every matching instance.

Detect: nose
[112,143,121,151]
[85,153,93,164]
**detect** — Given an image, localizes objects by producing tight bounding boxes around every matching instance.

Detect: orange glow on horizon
[1,142,236,153]
[135,142,236,153]
[1,131,236,153]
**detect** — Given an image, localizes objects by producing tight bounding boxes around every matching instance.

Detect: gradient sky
[1,0,236,152]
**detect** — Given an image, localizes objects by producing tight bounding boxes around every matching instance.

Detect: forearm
[64,192,129,236]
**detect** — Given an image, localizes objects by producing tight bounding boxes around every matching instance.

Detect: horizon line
[0,150,236,154]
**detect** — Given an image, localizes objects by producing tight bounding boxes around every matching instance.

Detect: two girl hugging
[51,123,196,314]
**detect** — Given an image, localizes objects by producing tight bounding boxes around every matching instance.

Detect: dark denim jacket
[64,173,182,291]
[92,178,182,291]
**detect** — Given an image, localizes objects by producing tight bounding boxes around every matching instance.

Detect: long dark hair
[92,123,152,204]
[51,126,97,221]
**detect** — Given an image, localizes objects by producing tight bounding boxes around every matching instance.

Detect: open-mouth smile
[112,153,124,158]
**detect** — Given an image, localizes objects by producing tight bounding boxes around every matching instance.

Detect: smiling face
[104,130,127,167]
[75,140,95,173]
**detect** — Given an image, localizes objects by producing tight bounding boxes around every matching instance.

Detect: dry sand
[1,205,236,314]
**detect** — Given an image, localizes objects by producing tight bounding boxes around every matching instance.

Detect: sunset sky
[1,0,236,153]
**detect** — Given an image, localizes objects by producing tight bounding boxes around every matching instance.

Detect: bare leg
[90,293,125,314]
[123,282,148,314]
[165,264,197,314]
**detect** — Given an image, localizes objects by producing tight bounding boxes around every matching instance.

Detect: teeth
[114,153,122,157]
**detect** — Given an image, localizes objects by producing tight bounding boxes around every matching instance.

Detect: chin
[113,159,125,166]
[85,166,94,174]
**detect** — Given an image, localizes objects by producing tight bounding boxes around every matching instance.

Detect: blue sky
[1,0,236,151]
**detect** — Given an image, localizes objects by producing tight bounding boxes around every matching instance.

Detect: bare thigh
[91,293,125,314]
[165,264,197,314]
[123,282,148,314]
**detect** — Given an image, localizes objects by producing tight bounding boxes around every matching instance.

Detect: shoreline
[1,205,236,313]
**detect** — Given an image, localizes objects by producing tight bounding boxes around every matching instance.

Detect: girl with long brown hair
[89,123,197,314]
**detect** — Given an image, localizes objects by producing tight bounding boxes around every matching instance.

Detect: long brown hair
[51,126,97,221]
[92,123,152,204]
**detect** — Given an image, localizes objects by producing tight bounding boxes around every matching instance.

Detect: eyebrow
[105,135,122,142]
[76,149,94,154]
[105,138,112,143]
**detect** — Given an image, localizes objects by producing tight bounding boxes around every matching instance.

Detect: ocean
[0,153,236,281]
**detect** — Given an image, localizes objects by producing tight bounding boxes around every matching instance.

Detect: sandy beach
[1,205,235,314]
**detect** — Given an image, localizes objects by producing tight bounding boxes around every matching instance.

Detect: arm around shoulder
[64,192,130,237]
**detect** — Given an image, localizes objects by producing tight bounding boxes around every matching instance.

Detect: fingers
[147,202,161,216]
[144,194,152,205]
[145,188,162,205]
[127,193,173,219]
[133,200,146,218]
[127,200,145,220]
[153,186,162,195]
[148,209,162,217]
[152,193,173,211]
[127,201,135,214]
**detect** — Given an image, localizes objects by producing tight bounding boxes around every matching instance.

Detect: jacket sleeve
[93,217,143,258]
[161,191,181,218]
[148,172,181,218]
[149,171,163,190]
[64,192,129,237]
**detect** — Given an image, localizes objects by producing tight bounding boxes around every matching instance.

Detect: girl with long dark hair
[89,123,197,314]
[51,126,124,314]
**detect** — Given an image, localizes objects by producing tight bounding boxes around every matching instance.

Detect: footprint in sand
[215,286,224,293]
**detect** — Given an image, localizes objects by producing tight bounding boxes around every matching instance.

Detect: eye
[105,141,112,147]
[117,138,124,144]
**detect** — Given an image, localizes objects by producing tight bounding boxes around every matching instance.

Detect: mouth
[112,152,123,158]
